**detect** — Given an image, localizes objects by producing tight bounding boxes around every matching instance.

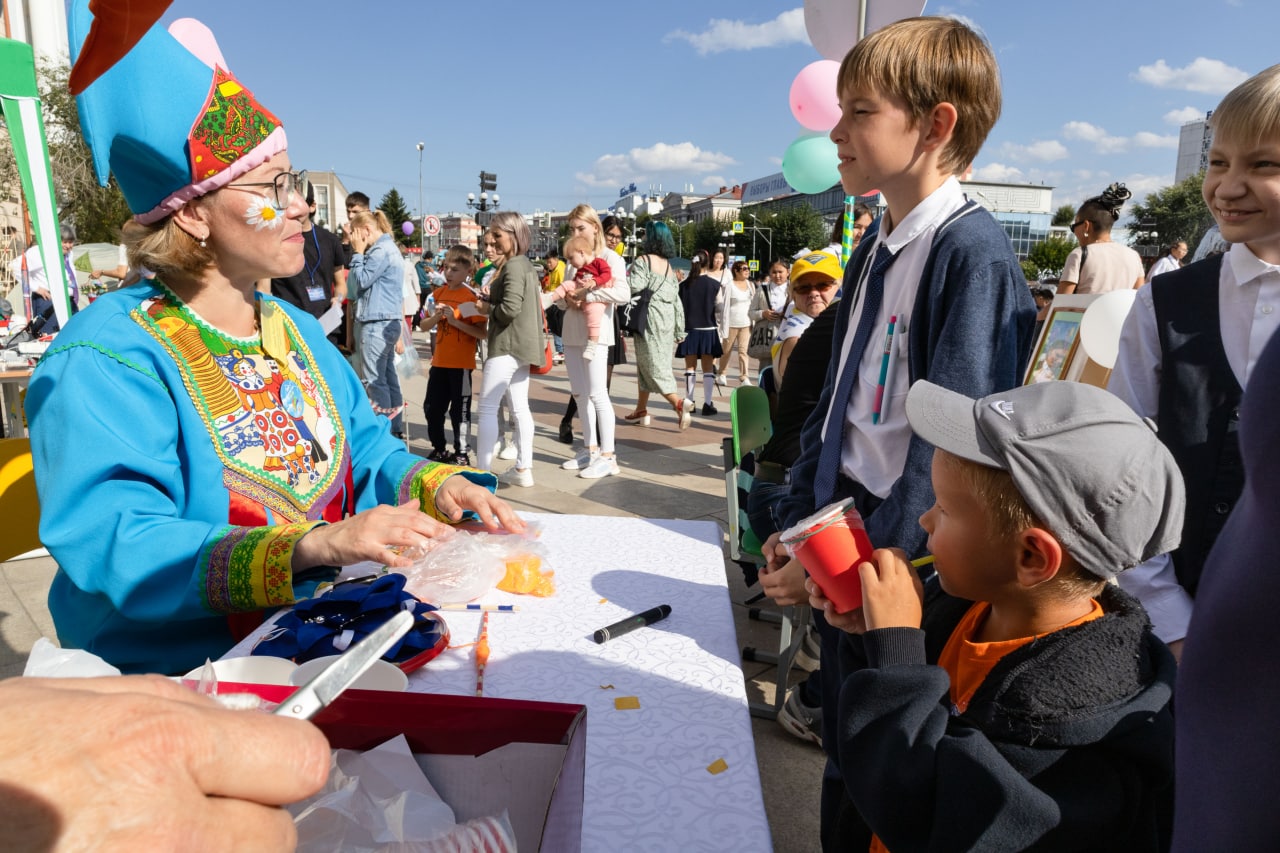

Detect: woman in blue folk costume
[25,5,523,674]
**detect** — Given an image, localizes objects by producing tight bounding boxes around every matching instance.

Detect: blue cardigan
[778,201,1036,558]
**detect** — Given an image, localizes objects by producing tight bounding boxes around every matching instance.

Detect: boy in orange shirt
[420,245,486,465]
[810,380,1182,851]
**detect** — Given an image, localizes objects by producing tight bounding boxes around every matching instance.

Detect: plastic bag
[400,522,553,603]
[394,319,420,380]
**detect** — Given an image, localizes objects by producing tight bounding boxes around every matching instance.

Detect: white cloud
[999,139,1069,163]
[1062,121,1128,154]
[971,162,1025,183]
[1164,106,1206,126]
[1133,131,1178,149]
[1132,58,1249,95]
[663,8,807,56]
[575,141,737,188]
[700,175,729,189]
[768,156,783,166]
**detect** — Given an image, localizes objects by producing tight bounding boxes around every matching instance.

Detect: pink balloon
[402,221,415,236]
[789,60,842,132]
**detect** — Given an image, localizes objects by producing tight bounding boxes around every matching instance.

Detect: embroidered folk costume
[26,4,496,674]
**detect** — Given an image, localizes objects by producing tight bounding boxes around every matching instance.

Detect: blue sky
[131,1,1275,219]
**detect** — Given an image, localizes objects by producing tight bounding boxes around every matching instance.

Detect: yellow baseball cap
[790,251,842,283]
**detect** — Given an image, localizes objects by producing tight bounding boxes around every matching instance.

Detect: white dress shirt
[1109,242,1280,642]
[824,177,968,499]
[1146,254,1181,283]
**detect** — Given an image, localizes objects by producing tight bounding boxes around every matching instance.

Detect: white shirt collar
[1228,241,1280,287]
[877,176,966,256]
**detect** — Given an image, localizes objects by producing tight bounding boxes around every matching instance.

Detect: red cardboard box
[242,685,587,852]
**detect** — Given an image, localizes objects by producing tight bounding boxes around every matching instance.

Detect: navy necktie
[813,243,896,505]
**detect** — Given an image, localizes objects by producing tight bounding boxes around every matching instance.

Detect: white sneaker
[582,342,597,361]
[677,400,692,431]
[715,373,728,387]
[578,454,619,479]
[498,466,534,488]
[561,450,596,471]
[497,441,518,460]
[740,375,753,386]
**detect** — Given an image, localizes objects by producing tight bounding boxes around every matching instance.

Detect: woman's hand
[759,558,808,606]
[434,476,527,533]
[293,501,452,570]
[349,227,370,254]
[762,309,780,323]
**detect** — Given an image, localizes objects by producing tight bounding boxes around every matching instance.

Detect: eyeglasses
[793,281,837,295]
[227,170,307,209]
[605,232,623,241]
[1069,220,1086,232]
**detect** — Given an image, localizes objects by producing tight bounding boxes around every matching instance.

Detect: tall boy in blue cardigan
[758,16,1036,848]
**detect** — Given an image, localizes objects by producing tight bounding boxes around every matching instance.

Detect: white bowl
[183,655,298,686]
[289,655,408,693]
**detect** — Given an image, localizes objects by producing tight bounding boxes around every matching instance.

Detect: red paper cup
[780,501,873,613]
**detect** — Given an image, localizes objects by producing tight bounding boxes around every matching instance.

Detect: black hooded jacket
[832,582,1175,852]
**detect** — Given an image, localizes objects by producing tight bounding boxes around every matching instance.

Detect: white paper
[457,301,481,319]
[319,302,344,335]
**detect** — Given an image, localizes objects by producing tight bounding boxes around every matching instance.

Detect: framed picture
[1026,307,1085,384]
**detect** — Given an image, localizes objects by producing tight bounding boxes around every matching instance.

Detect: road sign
[732,220,744,234]
[748,259,759,271]
[422,215,441,236]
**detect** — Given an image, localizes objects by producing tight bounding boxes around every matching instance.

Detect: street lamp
[720,230,734,265]
[747,213,773,266]
[415,142,424,252]
[466,191,500,225]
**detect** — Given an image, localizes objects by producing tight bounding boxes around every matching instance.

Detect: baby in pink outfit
[550,234,613,360]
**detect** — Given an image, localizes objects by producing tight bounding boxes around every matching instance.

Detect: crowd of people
[5,3,1280,849]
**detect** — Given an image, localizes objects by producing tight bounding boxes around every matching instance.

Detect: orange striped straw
[475,611,490,697]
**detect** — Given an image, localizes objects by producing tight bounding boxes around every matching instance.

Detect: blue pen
[871,315,897,424]
[437,603,520,612]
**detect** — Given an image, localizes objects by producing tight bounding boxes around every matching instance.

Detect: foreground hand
[806,577,867,634]
[295,501,453,570]
[761,531,788,573]
[0,675,328,852]
[759,558,807,606]
[859,547,924,631]
[434,476,527,534]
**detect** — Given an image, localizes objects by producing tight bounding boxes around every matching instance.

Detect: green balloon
[782,132,840,195]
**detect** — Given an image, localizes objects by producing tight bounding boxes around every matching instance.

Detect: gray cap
[905,380,1185,580]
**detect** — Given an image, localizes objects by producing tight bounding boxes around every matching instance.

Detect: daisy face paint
[245,192,284,230]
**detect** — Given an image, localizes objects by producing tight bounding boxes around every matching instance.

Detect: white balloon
[1079,290,1138,370]
[803,0,927,62]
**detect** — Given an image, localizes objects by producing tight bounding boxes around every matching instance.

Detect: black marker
[593,604,672,644]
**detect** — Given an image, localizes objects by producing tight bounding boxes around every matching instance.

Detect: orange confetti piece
[614,696,641,711]
[707,759,729,775]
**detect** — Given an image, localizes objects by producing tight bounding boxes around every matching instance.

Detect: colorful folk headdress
[68,0,287,224]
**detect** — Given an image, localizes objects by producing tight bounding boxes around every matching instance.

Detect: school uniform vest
[1150,254,1244,597]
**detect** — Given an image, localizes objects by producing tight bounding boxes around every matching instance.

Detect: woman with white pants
[558,204,629,480]
[475,212,544,486]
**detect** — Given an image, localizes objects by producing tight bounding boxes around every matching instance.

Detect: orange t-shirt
[868,599,1105,853]
[430,284,485,369]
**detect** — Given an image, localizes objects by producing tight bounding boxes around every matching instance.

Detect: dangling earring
[200,234,208,248]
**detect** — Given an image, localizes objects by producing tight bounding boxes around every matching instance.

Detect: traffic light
[479,172,498,192]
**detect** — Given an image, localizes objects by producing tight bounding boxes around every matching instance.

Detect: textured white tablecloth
[227,513,772,852]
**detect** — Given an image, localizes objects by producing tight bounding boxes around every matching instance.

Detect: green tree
[378,188,413,248]
[0,61,132,243]
[767,206,828,261]
[1052,204,1076,227]
[1025,235,1076,280]
[1129,172,1212,253]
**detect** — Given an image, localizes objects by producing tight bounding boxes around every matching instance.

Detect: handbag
[620,256,661,336]
[530,302,554,375]
[747,295,789,360]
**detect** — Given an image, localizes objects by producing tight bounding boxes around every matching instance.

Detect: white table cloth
[227,513,773,852]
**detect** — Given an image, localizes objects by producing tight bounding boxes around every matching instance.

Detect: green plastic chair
[724,386,772,561]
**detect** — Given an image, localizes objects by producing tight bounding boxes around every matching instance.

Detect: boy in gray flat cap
[809,379,1182,852]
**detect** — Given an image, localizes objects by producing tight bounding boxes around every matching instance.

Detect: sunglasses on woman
[793,280,837,295]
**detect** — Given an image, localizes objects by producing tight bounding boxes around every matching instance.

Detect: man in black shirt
[262,182,348,350]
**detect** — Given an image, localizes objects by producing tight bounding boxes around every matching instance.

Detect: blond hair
[121,216,214,281]
[350,209,392,235]
[939,451,1104,600]
[1211,63,1280,148]
[487,210,530,256]
[837,16,1001,175]
[566,203,605,255]
[563,234,594,258]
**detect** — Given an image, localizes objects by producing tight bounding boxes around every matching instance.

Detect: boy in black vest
[1109,63,1280,661]
[810,379,1182,851]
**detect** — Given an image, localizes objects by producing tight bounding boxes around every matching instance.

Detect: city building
[1175,113,1213,183]
[439,215,482,252]
[302,170,349,233]
[961,180,1056,259]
